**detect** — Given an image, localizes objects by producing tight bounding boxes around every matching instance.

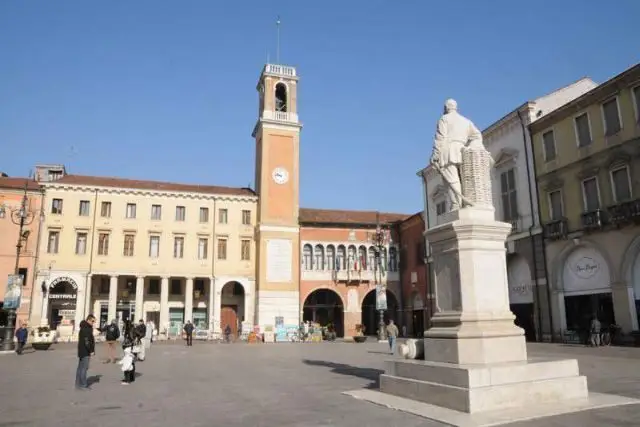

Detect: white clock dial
[272,167,289,185]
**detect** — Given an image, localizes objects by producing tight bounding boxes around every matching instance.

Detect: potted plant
[353,324,367,343]
[31,325,55,350]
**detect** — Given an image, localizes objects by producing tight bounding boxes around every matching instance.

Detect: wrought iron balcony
[608,198,640,225]
[508,216,522,233]
[581,209,606,231]
[543,218,568,240]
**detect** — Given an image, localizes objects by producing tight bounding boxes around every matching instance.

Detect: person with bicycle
[589,314,601,347]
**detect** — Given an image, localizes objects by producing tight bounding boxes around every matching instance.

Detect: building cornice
[43,182,258,203]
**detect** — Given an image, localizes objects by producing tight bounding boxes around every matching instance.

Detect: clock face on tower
[272,167,289,185]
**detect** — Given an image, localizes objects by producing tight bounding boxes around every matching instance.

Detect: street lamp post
[368,213,391,342]
[0,180,44,352]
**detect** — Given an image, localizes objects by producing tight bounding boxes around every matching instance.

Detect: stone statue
[430,99,484,210]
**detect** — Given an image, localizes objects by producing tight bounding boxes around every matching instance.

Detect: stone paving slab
[0,340,639,426]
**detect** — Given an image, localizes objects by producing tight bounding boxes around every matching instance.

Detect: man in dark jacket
[100,319,120,363]
[76,314,96,390]
[15,322,28,355]
[183,320,194,346]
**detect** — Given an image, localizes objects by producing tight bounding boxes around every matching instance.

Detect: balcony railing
[261,110,299,124]
[608,198,640,225]
[301,268,399,283]
[581,209,606,231]
[543,218,568,240]
[508,216,522,233]
[264,64,297,77]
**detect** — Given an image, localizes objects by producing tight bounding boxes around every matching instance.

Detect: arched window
[314,244,325,271]
[358,246,368,270]
[326,245,336,270]
[368,246,377,272]
[275,83,288,112]
[337,245,346,270]
[302,244,313,270]
[389,247,398,272]
[347,245,357,270]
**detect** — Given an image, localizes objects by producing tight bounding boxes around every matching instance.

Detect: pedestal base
[380,358,587,413]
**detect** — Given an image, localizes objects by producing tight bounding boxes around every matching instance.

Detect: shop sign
[49,294,76,300]
[49,276,79,290]
[573,257,599,280]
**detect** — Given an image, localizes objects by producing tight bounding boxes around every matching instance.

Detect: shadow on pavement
[87,374,102,386]
[303,359,383,389]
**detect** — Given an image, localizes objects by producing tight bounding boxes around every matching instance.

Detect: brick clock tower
[252,64,302,329]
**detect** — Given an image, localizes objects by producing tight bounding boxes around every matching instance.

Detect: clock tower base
[256,291,300,331]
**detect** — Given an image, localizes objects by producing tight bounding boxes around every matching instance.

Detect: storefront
[507,256,536,342]
[560,246,614,338]
[46,276,79,332]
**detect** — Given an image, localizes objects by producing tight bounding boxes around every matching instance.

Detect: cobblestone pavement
[0,340,639,427]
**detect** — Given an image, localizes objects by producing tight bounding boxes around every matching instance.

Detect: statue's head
[444,98,458,113]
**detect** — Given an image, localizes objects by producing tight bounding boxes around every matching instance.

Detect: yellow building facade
[531,63,640,338]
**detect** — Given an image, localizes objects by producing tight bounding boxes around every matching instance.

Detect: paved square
[1,341,639,426]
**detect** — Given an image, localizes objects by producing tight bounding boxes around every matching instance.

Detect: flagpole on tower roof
[276,15,281,64]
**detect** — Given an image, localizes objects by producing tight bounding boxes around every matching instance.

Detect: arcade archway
[221,281,245,337]
[361,289,398,336]
[48,277,79,330]
[302,289,344,337]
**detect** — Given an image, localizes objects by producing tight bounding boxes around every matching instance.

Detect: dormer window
[275,82,287,112]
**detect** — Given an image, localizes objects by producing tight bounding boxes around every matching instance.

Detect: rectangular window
[500,168,518,221]
[149,236,160,258]
[99,277,110,294]
[542,130,556,161]
[218,208,228,224]
[151,204,162,220]
[199,207,209,223]
[217,238,227,260]
[78,200,90,216]
[602,98,621,135]
[175,206,186,221]
[633,86,640,123]
[98,233,110,255]
[241,239,251,261]
[548,190,564,220]
[101,201,112,218]
[123,234,135,257]
[47,231,60,253]
[148,279,160,295]
[170,279,181,295]
[611,166,632,202]
[126,203,136,219]
[242,210,251,225]
[581,177,600,212]
[75,232,87,255]
[575,113,592,147]
[435,201,447,216]
[51,198,63,214]
[173,236,184,258]
[198,238,208,260]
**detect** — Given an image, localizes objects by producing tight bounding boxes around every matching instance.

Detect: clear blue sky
[1,1,638,214]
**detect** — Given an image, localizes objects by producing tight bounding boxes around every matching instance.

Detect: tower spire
[276,16,281,64]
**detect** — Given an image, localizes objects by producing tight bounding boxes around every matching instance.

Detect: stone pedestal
[371,207,622,423]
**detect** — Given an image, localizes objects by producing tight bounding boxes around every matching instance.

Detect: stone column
[84,274,93,318]
[185,277,194,322]
[213,280,222,333]
[74,283,85,333]
[159,276,169,334]
[208,277,215,330]
[611,282,637,333]
[107,275,118,323]
[244,292,254,327]
[135,276,145,321]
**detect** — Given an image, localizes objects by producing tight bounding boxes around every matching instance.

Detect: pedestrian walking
[135,320,147,361]
[76,314,96,390]
[386,320,399,355]
[589,315,601,347]
[184,320,194,346]
[100,319,120,363]
[15,322,28,355]
[224,324,232,343]
[119,320,139,385]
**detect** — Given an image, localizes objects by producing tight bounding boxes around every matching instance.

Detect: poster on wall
[3,274,23,310]
[376,283,387,311]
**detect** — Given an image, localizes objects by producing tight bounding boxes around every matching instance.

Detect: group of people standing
[75,315,155,390]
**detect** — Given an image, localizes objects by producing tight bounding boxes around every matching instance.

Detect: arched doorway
[507,255,536,342]
[361,289,398,336]
[221,281,245,338]
[303,289,344,337]
[48,277,79,330]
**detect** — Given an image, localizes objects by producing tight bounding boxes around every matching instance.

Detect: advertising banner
[4,274,23,310]
[376,283,387,311]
